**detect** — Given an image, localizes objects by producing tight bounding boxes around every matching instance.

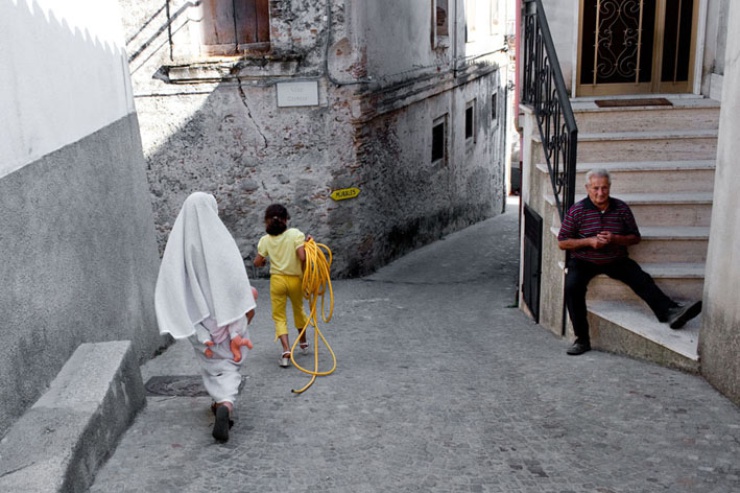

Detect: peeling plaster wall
[120,0,508,278]
[333,71,506,277]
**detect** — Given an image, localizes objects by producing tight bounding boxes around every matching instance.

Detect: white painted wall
[360,0,507,86]
[538,0,577,91]
[0,0,134,178]
[700,0,740,405]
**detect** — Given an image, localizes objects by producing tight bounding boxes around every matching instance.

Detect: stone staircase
[536,95,719,372]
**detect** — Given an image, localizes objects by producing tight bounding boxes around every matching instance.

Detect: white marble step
[549,225,709,264]
[587,299,700,361]
[574,161,716,193]
[572,98,720,133]
[575,130,719,163]
[546,192,714,227]
[586,262,705,301]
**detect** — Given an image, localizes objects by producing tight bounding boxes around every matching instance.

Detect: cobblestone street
[90,199,740,493]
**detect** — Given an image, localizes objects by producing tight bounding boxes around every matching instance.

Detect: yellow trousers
[270,274,308,339]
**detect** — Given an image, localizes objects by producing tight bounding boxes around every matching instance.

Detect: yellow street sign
[330,187,361,201]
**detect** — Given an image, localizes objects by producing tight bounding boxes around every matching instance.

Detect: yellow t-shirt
[257,228,305,276]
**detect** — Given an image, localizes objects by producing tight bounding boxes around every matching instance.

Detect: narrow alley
[90,197,740,493]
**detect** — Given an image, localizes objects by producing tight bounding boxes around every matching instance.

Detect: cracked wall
[120,0,509,277]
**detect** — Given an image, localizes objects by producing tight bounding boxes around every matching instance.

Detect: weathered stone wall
[328,69,506,277]
[137,82,341,264]
[121,0,509,278]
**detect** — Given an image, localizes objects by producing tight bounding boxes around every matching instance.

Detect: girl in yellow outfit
[254,204,309,367]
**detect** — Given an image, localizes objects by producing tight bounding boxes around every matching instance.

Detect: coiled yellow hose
[290,238,337,394]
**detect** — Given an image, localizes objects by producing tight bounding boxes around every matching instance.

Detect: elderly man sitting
[557,168,702,356]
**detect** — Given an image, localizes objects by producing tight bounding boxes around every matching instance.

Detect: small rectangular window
[436,0,449,36]
[465,101,475,140]
[492,91,498,121]
[432,0,450,48]
[465,0,478,43]
[197,0,270,56]
[432,116,447,163]
[490,0,500,35]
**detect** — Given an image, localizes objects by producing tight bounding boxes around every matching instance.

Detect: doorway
[576,0,699,96]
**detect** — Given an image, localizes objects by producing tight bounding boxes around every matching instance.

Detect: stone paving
[90,198,740,493]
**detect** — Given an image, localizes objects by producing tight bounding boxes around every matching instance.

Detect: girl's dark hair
[265,204,289,235]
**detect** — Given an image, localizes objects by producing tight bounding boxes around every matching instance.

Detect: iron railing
[521,0,578,220]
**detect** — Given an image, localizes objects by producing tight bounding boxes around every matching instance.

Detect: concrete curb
[0,341,146,493]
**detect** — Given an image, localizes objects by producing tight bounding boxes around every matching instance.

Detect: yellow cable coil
[290,238,337,394]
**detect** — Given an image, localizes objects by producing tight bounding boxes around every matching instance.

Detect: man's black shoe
[566,342,591,355]
[666,300,702,329]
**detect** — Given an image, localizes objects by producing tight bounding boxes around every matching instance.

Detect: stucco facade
[700,0,740,405]
[120,0,510,278]
[0,0,163,437]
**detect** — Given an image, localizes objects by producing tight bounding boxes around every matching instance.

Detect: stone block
[0,341,145,493]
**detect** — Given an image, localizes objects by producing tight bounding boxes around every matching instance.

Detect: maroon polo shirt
[557,196,641,264]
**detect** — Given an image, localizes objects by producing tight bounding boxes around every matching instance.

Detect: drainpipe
[453,0,458,77]
[515,0,521,125]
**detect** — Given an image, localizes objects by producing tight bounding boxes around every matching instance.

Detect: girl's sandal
[299,342,310,355]
[279,351,291,368]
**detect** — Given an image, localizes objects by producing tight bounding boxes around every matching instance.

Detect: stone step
[549,192,714,227]
[606,192,712,228]
[586,299,700,373]
[575,129,719,163]
[574,161,716,193]
[571,97,720,134]
[0,341,145,493]
[550,225,709,264]
[629,226,709,263]
[586,262,704,301]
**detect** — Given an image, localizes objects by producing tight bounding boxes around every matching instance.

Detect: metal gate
[522,204,543,323]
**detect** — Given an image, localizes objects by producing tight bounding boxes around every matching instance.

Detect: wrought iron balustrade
[521,0,578,220]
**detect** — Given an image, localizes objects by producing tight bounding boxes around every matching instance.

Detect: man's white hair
[585,168,611,185]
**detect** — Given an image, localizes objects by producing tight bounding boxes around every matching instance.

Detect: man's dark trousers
[565,257,675,344]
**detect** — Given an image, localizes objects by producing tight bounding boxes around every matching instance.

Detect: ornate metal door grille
[578,0,696,95]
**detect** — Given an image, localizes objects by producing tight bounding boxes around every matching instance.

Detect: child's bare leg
[279,334,290,352]
[278,334,291,367]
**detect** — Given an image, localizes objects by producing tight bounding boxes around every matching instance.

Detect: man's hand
[596,231,613,246]
[586,235,607,249]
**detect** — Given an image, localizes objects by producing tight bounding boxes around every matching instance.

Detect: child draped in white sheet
[154,192,256,443]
